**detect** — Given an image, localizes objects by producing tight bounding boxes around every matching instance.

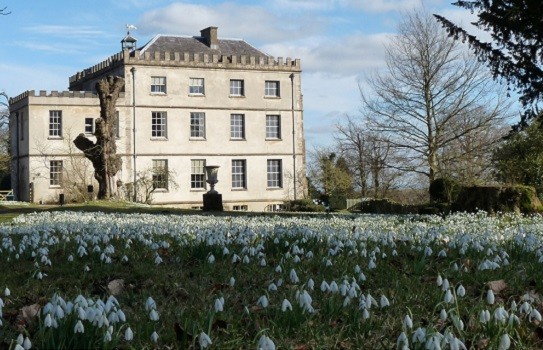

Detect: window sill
[189,137,206,141]
[264,96,281,99]
[267,187,283,191]
[150,137,168,141]
[230,138,246,141]
[188,94,205,97]
[49,185,62,189]
[47,137,63,140]
[265,138,282,141]
[190,189,207,192]
[231,188,247,191]
[229,95,245,98]
[150,92,167,96]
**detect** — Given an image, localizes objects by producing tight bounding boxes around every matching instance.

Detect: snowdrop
[149,308,159,321]
[74,320,85,333]
[498,333,511,350]
[444,289,454,304]
[456,284,466,297]
[199,332,212,348]
[486,289,495,305]
[214,298,224,312]
[151,331,159,343]
[440,308,447,321]
[257,295,269,308]
[257,334,276,350]
[4,287,10,297]
[380,295,390,308]
[125,326,134,341]
[281,298,292,312]
[403,314,413,329]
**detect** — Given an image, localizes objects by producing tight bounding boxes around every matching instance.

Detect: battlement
[68,50,301,87]
[9,90,125,105]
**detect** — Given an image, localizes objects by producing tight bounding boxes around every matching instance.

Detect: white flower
[456,285,466,297]
[397,332,408,348]
[257,295,269,308]
[207,254,215,263]
[486,289,495,305]
[23,337,32,350]
[440,308,447,321]
[145,297,157,311]
[307,278,315,290]
[444,289,454,303]
[257,334,276,350]
[436,275,443,286]
[214,298,224,312]
[290,269,299,284]
[320,280,330,292]
[268,283,277,292]
[403,314,413,329]
[530,308,542,322]
[275,265,282,273]
[125,327,134,341]
[149,309,160,321]
[4,287,10,297]
[479,309,491,324]
[44,313,53,327]
[74,320,85,333]
[199,332,212,348]
[329,281,339,293]
[151,331,159,343]
[380,295,390,308]
[442,278,450,291]
[498,333,511,350]
[281,299,292,312]
[229,276,236,287]
[13,345,24,350]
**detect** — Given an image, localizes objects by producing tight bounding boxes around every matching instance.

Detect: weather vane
[126,24,137,35]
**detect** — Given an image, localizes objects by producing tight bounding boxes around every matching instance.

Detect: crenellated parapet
[127,50,301,72]
[68,49,301,90]
[9,90,125,105]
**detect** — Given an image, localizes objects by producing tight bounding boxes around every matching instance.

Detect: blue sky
[0,0,484,149]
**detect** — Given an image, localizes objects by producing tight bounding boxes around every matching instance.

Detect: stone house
[9,27,305,211]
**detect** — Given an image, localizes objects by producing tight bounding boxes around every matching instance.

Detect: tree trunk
[74,76,124,199]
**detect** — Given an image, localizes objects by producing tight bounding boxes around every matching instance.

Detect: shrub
[451,184,542,214]
[285,199,325,212]
[429,178,460,203]
[355,198,419,214]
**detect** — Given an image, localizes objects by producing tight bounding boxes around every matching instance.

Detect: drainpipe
[131,67,137,202]
[290,73,297,200]
[14,111,20,200]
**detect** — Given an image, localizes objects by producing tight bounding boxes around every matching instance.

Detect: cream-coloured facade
[9,27,305,211]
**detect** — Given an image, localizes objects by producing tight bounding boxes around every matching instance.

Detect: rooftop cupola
[200,26,218,50]
[121,24,137,51]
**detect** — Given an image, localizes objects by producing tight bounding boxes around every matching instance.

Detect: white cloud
[137,2,325,44]
[346,0,424,13]
[262,32,391,77]
[24,25,106,38]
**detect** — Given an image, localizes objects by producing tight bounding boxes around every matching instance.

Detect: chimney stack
[200,26,218,50]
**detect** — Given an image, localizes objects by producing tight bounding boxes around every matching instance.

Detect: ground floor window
[232,160,247,189]
[49,160,63,186]
[191,159,206,189]
[152,159,168,190]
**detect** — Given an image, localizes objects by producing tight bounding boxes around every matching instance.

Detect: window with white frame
[230,79,244,96]
[50,160,63,186]
[49,110,62,137]
[266,115,281,139]
[190,112,205,138]
[230,114,245,139]
[152,112,167,138]
[151,76,166,94]
[191,159,206,189]
[152,159,168,190]
[265,81,280,97]
[233,205,248,211]
[231,159,247,189]
[267,159,282,188]
[189,78,205,95]
[84,118,94,135]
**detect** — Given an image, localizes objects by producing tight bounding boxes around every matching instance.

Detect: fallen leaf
[211,319,228,331]
[487,280,507,294]
[477,338,489,349]
[174,322,193,342]
[107,279,125,295]
[20,303,40,322]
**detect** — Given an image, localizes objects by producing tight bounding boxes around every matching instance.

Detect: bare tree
[362,11,511,187]
[335,114,403,198]
[0,92,10,175]
[74,76,123,199]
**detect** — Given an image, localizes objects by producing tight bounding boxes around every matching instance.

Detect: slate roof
[139,35,269,57]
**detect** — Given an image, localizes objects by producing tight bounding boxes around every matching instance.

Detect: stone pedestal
[203,192,223,211]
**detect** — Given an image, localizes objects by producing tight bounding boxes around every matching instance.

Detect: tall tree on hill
[73,76,123,199]
[361,10,510,187]
[434,1,543,127]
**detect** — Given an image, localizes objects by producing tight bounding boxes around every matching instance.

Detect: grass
[0,209,542,349]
